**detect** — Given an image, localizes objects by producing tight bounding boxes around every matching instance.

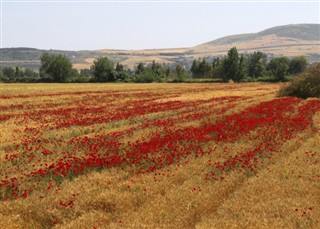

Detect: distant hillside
[257,24,320,40]
[204,24,320,45]
[0,48,127,69]
[1,24,319,70]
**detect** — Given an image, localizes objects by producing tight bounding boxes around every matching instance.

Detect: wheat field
[0,83,319,228]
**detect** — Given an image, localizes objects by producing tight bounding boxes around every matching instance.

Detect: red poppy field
[0,83,319,228]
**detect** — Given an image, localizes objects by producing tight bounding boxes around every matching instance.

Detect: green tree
[115,63,128,81]
[222,47,244,82]
[134,68,157,83]
[212,57,220,69]
[0,70,5,82]
[2,67,15,78]
[91,57,116,82]
[289,56,308,75]
[268,57,290,82]
[40,53,73,82]
[212,57,223,79]
[190,59,200,78]
[135,62,145,75]
[151,60,164,77]
[24,68,38,78]
[15,67,22,78]
[175,64,184,77]
[165,68,171,77]
[115,62,124,72]
[199,58,212,78]
[237,54,246,82]
[247,51,267,78]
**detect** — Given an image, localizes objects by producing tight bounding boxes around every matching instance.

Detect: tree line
[0,47,308,83]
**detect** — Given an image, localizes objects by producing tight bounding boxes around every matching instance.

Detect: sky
[0,0,319,51]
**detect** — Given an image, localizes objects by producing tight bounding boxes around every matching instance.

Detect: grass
[0,83,319,228]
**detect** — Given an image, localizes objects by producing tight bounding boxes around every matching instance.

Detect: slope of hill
[204,24,320,45]
[0,24,319,70]
[0,48,127,70]
[257,24,320,40]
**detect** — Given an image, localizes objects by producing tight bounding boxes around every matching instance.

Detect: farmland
[0,83,319,228]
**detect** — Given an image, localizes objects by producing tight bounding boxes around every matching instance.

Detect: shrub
[278,63,320,99]
[134,70,157,83]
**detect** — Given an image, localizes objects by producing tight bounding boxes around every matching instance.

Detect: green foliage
[15,67,22,78]
[175,64,184,77]
[91,57,116,82]
[65,69,80,82]
[169,64,188,82]
[267,57,290,82]
[0,66,40,82]
[211,58,224,79]
[133,60,168,83]
[278,63,320,99]
[237,54,246,82]
[256,75,277,82]
[0,70,5,82]
[165,68,171,77]
[115,63,128,81]
[135,62,146,75]
[247,51,267,78]
[289,56,307,75]
[190,58,212,78]
[24,68,39,78]
[2,67,15,78]
[134,69,159,83]
[151,60,164,78]
[0,46,311,84]
[40,53,73,82]
[222,47,245,82]
[190,59,200,78]
[222,47,239,81]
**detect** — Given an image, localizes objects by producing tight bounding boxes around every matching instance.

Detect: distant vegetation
[279,63,320,99]
[0,47,309,84]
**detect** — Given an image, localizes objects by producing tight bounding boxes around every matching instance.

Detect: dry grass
[0,83,319,228]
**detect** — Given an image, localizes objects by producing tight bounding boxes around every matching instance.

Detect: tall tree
[190,59,200,78]
[115,63,128,81]
[115,62,124,72]
[165,68,171,77]
[289,56,308,75]
[135,62,145,75]
[212,57,220,69]
[91,57,116,82]
[222,47,244,82]
[268,57,290,81]
[247,51,267,78]
[15,67,22,78]
[237,54,246,82]
[175,64,184,77]
[40,53,73,82]
[2,67,15,78]
[151,60,164,77]
[0,70,5,81]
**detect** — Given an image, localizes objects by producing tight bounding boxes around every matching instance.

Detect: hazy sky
[1,0,319,50]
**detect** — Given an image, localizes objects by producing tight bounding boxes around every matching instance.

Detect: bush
[257,75,281,82]
[134,71,156,83]
[278,63,320,99]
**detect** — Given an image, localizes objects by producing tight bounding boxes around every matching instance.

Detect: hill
[0,24,319,70]
[204,24,319,45]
